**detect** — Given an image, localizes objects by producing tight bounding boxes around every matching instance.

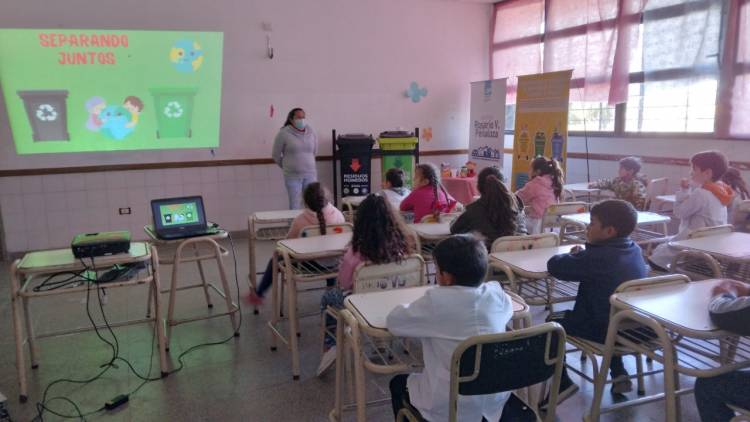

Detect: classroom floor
[0,236,703,421]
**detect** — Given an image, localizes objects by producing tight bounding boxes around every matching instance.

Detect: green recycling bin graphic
[149,87,198,139]
[17,90,70,141]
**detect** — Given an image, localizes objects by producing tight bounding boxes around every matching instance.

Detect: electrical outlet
[118,207,131,215]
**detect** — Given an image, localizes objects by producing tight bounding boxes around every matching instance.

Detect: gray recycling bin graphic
[17,90,70,141]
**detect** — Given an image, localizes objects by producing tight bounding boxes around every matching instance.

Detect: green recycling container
[149,87,198,139]
[378,131,418,189]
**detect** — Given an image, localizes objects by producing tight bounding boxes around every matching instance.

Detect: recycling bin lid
[336,133,375,149]
[379,130,414,138]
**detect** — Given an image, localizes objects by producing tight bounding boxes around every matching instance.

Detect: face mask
[292,118,306,130]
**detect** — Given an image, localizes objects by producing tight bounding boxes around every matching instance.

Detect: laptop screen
[151,196,207,236]
[159,201,200,227]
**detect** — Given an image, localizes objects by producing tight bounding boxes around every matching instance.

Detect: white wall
[0,0,491,253]
[0,0,490,170]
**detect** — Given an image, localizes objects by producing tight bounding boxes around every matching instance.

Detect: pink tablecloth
[442,177,479,205]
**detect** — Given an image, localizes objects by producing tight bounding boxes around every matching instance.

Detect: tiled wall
[2,144,747,254]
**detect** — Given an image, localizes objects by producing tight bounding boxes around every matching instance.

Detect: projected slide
[0,29,223,154]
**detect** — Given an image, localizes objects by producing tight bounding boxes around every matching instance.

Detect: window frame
[494,0,750,140]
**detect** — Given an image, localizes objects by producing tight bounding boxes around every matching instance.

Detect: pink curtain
[490,0,544,104]
[543,0,645,105]
[720,0,750,138]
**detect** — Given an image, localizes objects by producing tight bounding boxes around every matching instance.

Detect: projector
[71,231,131,258]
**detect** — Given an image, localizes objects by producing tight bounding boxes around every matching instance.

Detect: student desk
[587,278,750,422]
[560,211,670,251]
[653,194,676,213]
[489,245,581,308]
[563,183,604,202]
[144,225,239,346]
[332,286,531,422]
[408,222,452,242]
[341,196,367,222]
[669,232,750,281]
[247,209,302,304]
[9,243,168,402]
[268,232,352,379]
[408,223,452,280]
[442,176,479,205]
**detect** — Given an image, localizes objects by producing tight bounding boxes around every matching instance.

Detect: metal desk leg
[269,251,280,352]
[287,264,301,380]
[22,297,39,369]
[10,262,28,402]
[194,243,213,309]
[213,244,239,334]
[166,247,182,348]
[248,218,259,313]
[150,247,170,376]
[331,317,345,421]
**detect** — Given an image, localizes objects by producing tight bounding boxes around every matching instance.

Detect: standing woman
[272,108,318,209]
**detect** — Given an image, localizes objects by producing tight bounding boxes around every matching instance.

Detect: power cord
[33,229,243,420]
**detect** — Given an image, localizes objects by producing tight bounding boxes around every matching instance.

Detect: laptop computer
[150,196,218,240]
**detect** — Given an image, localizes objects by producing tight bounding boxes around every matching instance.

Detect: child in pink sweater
[318,194,413,375]
[516,157,564,233]
[247,182,345,305]
[400,163,457,223]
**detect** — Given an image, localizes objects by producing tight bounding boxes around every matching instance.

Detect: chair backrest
[448,322,566,422]
[352,254,426,293]
[300,223,353,238]
[688,224,733,239]
[615,273,690,295]
[561,188,577,202]
[646,177,669,199]
[541,202,588,232]
[490,232,560,253]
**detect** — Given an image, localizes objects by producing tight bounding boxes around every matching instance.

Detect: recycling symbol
[36,104,58,122]
[164,101,184,118]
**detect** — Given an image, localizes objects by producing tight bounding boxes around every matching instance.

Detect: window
[492,0,750,138]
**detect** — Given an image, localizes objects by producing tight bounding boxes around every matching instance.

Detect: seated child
[649,150,734,269]
[722,167,749,228]
[589,156,648,210]
[450,166,528,249]
[379,167,411,207]
[387,234,514,421]
[246,182,345,305]
[317,194,413,375]
[516,157,563,234]
[400,163,457,223]
[695,279,750,421]
[543,199,648,408]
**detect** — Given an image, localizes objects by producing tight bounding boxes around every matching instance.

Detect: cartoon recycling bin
[149,87,198,139]
[17,90,70,141]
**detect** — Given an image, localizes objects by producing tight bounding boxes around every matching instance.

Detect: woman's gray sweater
[272,125,318,177]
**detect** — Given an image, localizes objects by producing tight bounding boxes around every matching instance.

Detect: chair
[300,222,353,237]
[563,275,689,401]
[268,223,352,379]
[490,233,577,309]
[341,196,367,223]
[320,254,426,353]
[541,202,588,234]
[729,404,750,422]
[396,322,567,422]
[733,200,750,232]
[646,178,669,211]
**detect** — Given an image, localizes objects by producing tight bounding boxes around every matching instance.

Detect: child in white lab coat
[386,234,514,421]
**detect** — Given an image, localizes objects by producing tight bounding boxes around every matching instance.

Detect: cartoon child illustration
[85,96,106,131]
[123,96,144,129]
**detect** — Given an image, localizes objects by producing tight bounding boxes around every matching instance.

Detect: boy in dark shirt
[542,199,648,408]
